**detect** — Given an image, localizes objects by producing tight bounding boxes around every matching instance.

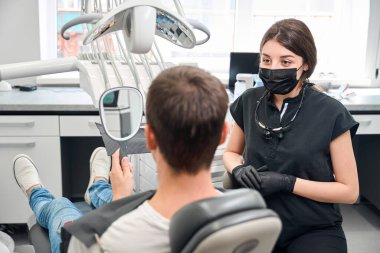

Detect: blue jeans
[29,180,112,253]
[88,179,113,208]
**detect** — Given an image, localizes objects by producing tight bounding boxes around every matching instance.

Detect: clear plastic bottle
[233,73,253,101]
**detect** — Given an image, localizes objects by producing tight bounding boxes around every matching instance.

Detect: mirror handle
[119,141,128,162]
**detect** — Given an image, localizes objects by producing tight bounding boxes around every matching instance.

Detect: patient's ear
[145,125,157,151]
[219,121,229,145]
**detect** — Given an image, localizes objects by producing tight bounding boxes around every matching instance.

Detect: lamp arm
[187,19,211,45]
[0,58,78,81]
[61,13,103,40]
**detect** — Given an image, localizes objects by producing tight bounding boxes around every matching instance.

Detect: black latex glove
[232,165,261,189]
[257,166,296,196]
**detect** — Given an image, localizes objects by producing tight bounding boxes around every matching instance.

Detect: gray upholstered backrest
[169,189,282,253]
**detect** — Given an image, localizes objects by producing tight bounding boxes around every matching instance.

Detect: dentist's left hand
[110,149,134,201]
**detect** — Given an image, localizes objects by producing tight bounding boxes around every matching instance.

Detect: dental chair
[28,189,281,253]
[170,189,282,253]
[27,223,50,253]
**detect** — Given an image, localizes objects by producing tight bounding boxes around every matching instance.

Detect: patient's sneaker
[84,147,111,205]
[13,154,43,197]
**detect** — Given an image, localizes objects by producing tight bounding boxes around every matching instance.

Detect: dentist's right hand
[256,165,296,196]
[110,149,134,201]
[232,164,261,190]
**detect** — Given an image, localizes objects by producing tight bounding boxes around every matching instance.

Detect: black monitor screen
[228,52,260,93]
[103,90,119,107]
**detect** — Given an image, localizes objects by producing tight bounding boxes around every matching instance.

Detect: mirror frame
[99,86,144,142]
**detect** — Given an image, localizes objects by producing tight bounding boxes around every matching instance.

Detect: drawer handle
[0,141,36,147]
[0,121,35,127]
[358,120,372,127]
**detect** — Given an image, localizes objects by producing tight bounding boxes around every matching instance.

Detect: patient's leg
[84,147,112,208]
[88,179,113,208]
[13,154,82,253]
[29,188,82,253]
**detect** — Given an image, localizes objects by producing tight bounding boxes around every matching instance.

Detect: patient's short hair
[146,65,228,174]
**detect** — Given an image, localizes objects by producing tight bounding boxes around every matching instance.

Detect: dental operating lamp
[0,0,210,105]
[83,0,197,53]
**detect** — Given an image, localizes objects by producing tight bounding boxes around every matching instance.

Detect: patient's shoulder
[100,201,170,252]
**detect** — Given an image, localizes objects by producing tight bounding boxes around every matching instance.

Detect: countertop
[1,87,380,113]
[0,87,96,112]
[338,88,380,112]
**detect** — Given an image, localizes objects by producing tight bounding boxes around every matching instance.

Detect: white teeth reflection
[91,17,116,41]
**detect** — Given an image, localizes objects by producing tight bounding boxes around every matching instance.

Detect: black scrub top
[230,84,359,246]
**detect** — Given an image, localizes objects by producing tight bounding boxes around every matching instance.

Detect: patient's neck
[148,159,218,219]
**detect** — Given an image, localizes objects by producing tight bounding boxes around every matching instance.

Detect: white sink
[326,88,380,102]
[348,88,380,96]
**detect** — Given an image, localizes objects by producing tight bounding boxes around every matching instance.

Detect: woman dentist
[224,18,359,253]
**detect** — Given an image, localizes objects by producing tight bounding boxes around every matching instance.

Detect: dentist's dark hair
[146,65,228,174]
[260,18,317,84]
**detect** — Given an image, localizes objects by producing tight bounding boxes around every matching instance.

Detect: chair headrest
[169,189,266,253]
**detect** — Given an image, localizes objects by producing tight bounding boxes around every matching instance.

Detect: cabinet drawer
[60,116,101,136]
[140,176,156,192]
[353,115,380,135]
[0,116,59,136]
[139,160,157,187]
[211,164,226,181]
[0,137,61,223]
[138,153,156,169]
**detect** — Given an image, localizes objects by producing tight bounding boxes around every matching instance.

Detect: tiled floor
[341,201,380,253]
[2,201,380,253]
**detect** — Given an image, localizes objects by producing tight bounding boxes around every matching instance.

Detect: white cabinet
[60,116,101,136]
[137,153,157,192]
[351,114,380,210]
[135,143,227,192]
[211,146,227,188]
[0,116,59,136]
[353,115,380,135]
[0,114,228,223]
[0,116,61,223]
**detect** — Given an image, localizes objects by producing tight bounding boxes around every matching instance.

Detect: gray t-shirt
[68,200,170,253]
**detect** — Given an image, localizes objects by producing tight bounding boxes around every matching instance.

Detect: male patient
[12,65,229,253]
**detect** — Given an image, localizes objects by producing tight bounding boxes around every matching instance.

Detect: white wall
[0,0,40,64]
[233,0,254,52]
[0,0,57,85]
[39,0,58,60]
[365,0,380,86]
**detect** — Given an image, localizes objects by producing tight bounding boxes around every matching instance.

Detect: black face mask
[259,67,301,95]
